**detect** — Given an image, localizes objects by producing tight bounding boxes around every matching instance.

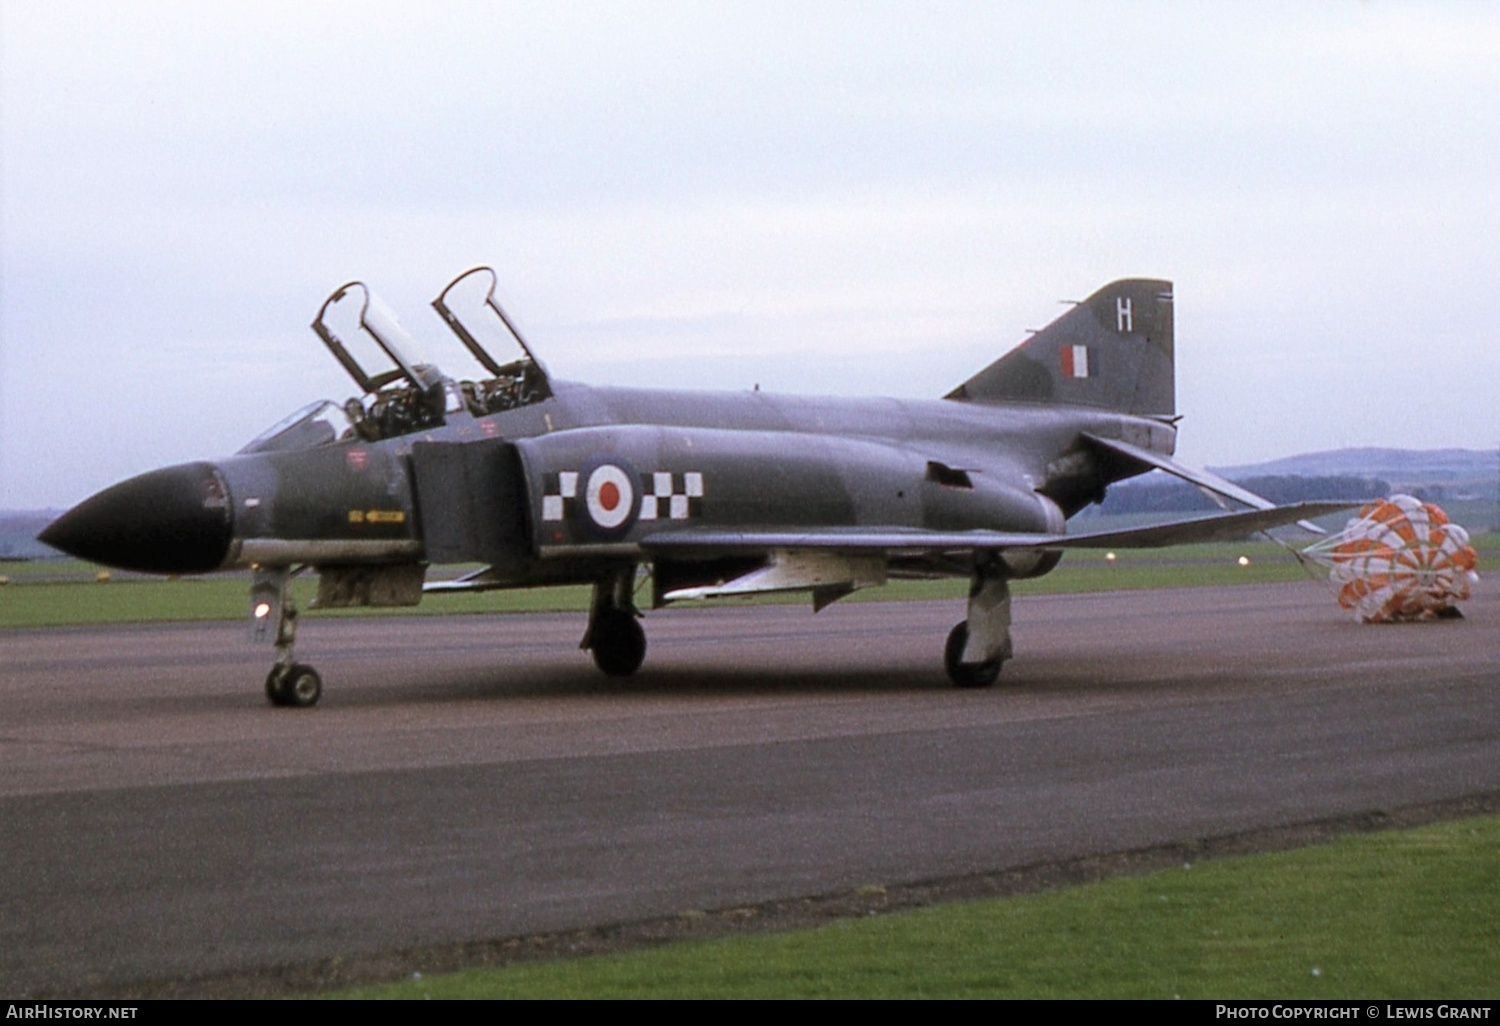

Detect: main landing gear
[251,566,323,708]
[944,570,1012,689]
[583,569,646,677]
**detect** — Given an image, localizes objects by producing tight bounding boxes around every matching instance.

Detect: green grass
[5,534,1492,629]
[335,814,1500,999]
[0,573,597,629]
[0,548,1291,629]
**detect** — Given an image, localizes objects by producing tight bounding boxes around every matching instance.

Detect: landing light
[1105,552,1117,563]
[1237,556,1250,567]
[254,602,272,619]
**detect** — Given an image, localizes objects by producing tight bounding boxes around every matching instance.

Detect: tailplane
[947,278,1174,417]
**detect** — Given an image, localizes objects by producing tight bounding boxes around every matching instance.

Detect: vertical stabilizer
[947,279,1174,417]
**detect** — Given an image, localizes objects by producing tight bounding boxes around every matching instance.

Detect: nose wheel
[266,663,323,707]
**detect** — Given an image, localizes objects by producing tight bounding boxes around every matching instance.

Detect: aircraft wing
[425,502,1350,598]
[640,501,1353,556]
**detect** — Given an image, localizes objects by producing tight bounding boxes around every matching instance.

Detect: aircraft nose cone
[39,462,234,574]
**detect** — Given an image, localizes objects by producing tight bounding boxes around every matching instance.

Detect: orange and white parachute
[1302,495,1479,623]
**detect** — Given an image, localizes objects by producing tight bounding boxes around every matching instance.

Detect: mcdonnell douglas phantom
[41,269,1344,707]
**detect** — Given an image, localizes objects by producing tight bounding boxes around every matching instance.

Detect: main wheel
[591,611,647,677]
[944,622,1002,688]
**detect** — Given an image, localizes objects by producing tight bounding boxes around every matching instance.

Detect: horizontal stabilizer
[1084,433,1329,534]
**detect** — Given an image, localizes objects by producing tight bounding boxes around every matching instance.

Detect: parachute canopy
[1302,495,1479,623]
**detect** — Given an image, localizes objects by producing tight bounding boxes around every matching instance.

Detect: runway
[2,582,1496,995]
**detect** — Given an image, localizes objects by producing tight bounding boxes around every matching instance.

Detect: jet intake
[410,440,532,570]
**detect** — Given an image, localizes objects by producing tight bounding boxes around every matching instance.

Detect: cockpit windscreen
[238,400,356,455]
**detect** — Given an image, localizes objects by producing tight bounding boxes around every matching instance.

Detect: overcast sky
[3,1,1497,509]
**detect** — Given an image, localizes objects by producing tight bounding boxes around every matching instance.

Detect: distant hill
[1085,448,1497,529]
[0,511,63,560]
[1094,474,1394,516]
[1213,448,1496,494]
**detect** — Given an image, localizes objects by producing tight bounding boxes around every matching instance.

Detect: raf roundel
[584,464,636,531]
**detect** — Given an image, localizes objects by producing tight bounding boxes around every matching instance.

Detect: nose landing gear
[252,566,323,707]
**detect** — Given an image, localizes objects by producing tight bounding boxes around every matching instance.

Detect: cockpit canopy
[248,266,554,449]
[238,400,355,455]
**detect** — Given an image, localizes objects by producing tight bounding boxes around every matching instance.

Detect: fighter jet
[41,269,1344,707]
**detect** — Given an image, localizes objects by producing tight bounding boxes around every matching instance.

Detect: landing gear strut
[251,566,322,707]
[944,569,1012,688]
[583,568,646,677]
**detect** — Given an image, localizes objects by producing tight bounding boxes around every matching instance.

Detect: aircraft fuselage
[44,380,1174,584]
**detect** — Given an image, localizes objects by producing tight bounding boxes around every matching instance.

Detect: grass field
[0,536,1422,629]
[334,814,1500,999]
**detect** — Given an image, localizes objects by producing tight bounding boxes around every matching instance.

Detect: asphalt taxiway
[1,582,1496,995]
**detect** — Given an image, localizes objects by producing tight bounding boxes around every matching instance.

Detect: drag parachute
[1302,495,1479,623]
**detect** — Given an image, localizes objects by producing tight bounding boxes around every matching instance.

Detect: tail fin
[946,278,1174,417]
